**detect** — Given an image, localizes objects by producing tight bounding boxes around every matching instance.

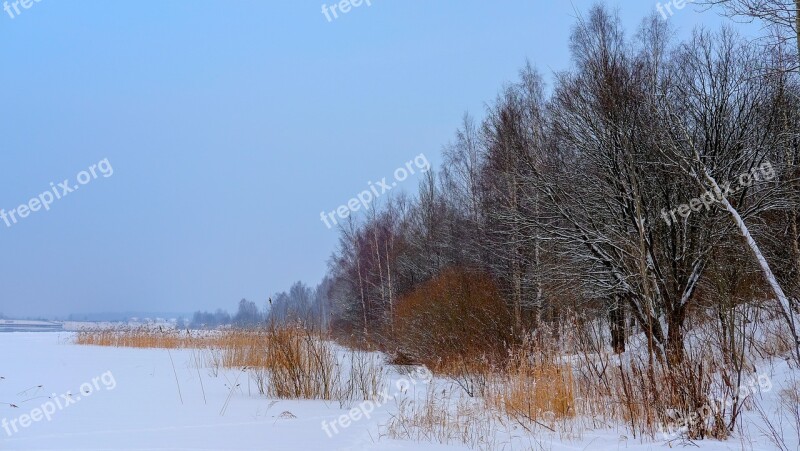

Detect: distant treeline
[190,280,330,329]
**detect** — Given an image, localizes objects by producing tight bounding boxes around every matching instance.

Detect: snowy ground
[0,332,796,450]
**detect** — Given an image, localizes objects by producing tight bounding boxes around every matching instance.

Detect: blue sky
[0,1,740,318]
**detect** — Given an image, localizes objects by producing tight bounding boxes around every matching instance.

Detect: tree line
[200,3,799,371]
[315,4,800,366]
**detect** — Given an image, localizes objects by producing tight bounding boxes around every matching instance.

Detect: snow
[0,332,797,450]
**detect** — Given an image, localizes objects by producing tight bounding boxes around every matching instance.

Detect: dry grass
[566,320,735,442]
[75,327,214,348]
[76,311,785,447]
[246,326,340,399]
[385,334,576,448]
[384,384,510,450]
[414,322,736,444]
[75,326,385,403]
[486,351,576,432]
[756,376,800,451]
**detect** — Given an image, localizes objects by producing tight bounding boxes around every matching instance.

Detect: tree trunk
[610,296,626,353]
[666,304,686,365]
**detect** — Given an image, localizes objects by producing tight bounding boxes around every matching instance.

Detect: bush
[393,267,516,370]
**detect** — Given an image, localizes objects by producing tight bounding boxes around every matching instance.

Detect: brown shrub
[393,267,516,371]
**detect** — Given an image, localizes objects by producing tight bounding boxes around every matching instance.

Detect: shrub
[393,267,516,371]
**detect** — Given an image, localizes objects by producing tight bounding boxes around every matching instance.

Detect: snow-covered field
[1,332,797,450]
[0,332,455,450]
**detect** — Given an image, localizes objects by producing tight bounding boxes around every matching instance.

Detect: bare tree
[701,0,799,71]
[660,27,800,362]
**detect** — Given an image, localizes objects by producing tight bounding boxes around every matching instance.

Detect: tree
[701,0,799,71]
[660,27,800,362]
[233,298,261,327]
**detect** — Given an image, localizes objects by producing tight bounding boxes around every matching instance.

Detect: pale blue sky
[0,1,739,317]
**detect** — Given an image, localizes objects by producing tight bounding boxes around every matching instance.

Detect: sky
[0,0,746,318]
